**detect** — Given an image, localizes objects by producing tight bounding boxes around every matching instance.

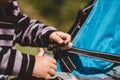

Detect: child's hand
[49,31,72,50]
[33,50,56,79]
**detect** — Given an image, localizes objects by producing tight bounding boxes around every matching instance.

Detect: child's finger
[38,48,44,56]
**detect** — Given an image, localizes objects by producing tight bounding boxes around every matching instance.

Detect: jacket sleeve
[15,13,57,47]
[0,16,35,77]
[11,0,57,47]
[0,47,35,77]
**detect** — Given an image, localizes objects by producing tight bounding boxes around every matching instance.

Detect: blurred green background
[16,0,89,55]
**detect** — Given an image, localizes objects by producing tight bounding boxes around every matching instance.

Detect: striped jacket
[0,0,56,79]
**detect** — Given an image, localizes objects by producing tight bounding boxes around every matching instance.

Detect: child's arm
[15,13,57,47]
[0,47,57,79]
[0,47,35,77]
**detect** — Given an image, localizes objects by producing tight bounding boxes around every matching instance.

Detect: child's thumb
[37,48,44,56]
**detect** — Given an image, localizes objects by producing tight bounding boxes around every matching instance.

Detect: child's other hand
[33,49,56,79]
[49,31,72,50]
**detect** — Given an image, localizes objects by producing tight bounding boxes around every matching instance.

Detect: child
[0,0,72,80]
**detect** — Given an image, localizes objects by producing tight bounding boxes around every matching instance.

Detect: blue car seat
[56,0,120,79]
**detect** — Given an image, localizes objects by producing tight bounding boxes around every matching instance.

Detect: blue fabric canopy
[56,0,120,78]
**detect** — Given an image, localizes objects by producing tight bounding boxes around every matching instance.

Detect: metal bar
[68,47,120,64]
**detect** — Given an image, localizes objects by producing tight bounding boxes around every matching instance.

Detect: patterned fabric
[0,0,56,79]
[50,72,114,80]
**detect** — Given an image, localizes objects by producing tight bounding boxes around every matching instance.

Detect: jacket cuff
[18,54,35,78]
[26,55,35,77]
[41,30,57,47]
